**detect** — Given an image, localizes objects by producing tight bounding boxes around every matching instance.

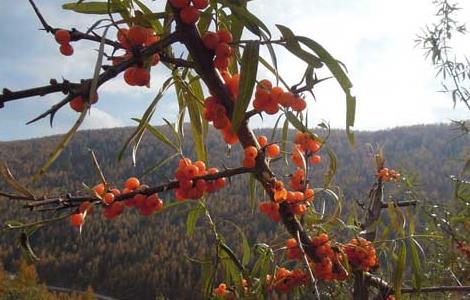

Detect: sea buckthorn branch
[15,166,253,210]
[0,80,81,108]
[380,200,418,209]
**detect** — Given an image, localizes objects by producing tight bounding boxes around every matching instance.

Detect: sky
[0,0,469,141]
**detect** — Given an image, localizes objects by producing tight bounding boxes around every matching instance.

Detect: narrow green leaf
[409,238,422,291]
[232,41,259,132]
[140,153,179,178]
[323,146,337,187]
[20,232,39,262]
[200,261,215,297]
[187,73,207,163]
[296,36,356,145]
[276,25,323,68]
[62,1,124,14]
[119,78,173,162]
[218,0,271,38]
[393,241,407,300]
[186,202,205,236]
[222,220,251,267]
[0,162,34,198]
[133,0,163,33]
[33,109,87,180]
[136,120,179,152]
[270,113,284,141]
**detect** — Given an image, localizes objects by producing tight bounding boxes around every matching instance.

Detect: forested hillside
[0,123,468,299]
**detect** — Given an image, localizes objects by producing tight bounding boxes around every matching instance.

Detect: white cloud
[81,107,125,129]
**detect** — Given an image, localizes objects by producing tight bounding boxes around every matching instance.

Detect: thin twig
[296,230,321,300]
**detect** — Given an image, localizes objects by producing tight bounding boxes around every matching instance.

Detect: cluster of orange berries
[292,131,322,167]
[242,140,280,169]
[114,26,161,87]
[212,280,248,299]
[170,0,208,25]
[54,29,74,56]
[267,267,308,293]
[311,233,348,281]
[377,168,400,182]
[285,234,348,282]
[203,96,239,144]
[253,80,307,115]
[69,177,164,227]
[343,237,377,272]
[201,29,233,70]
[174,158,226,200]
[258,201,281,222]
[213,283,229,298]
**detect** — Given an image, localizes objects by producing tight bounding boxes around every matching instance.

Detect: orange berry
[125,177,140,190]
[145,34,160,46]
[103,192,115,205]
[217,29,233,43]
[70,213,84,227]
[266,144,280,157]
[270,87,284,102]
[183,164,198,178]
[117,28,131,49]
[291,98,307,112]
[308,139,321,153]
[128,26,148,45]
[264,102,280,115]
[192,0,208,9]
[54,29,70,44]
[133,68,150,86]
[124,67,137,86]
[93,183,105,196]
[213,56,230,70]
[226,73,240,100]
[202,32,219,50]
[170,0,190,8]
[244,146,258,159]
[110,201,125,216]
[180,6,200,24]
[257,135,268,147]
[304,188,314,201]
[309,154,321,165]
[59,43,74,56]
[215,177,226,188]
[257,79,272,92]
[215,42,232,58]
[110,188,121,196]
[69,96,86,112]
[222,128,238,144]
[194,160,206,174]
[286,238,297,248]
[279,92,295,107]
